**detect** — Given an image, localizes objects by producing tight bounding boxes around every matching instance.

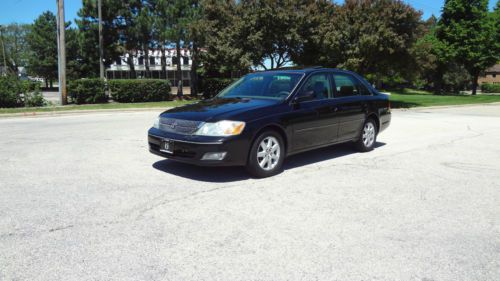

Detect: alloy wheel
[257,136,281,171]
[362,122,376,147]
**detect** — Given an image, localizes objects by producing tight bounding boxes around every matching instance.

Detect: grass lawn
[0,100,193,115]
[388,89,500,108]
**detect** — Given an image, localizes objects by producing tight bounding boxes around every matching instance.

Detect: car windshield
[217,72,304,100]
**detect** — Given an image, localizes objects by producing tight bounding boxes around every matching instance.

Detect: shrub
[22,80,41,92]
[0,75,24,108]
[24,88,46,107]
[68,79,107,104]
[109,79,171,102]
[481,83,500,93]
[202,78,237,98]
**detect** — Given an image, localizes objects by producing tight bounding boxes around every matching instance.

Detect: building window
[150,57,155,66]
[183,56,189,65]
[172,56,178,65]
[493,74,497,78]
[138,56,144,65]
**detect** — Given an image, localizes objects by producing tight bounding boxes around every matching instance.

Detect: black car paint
[148,68,391,166]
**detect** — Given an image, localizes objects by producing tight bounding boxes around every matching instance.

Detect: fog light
[201,152,227,161]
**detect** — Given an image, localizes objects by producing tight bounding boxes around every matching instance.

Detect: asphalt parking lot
[1,104,499,281]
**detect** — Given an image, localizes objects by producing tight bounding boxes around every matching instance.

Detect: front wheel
[355,119,377,152]
[246,131,285,178]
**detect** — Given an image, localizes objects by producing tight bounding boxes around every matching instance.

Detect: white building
[106,48,194,86]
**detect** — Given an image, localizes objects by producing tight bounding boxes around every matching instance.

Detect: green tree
[323,0,422,84]
[198,0,245,76]
[289,0,337,67]
[135,2,155,78]
[118,0,150,79]
[165,0,194,98]
[150,0,172,79]
[66,27,85,79]
[26,11,58,88]
[185,0,203,97]
[492,1,500,60]
[76,0,123,78]
[412,25,452,92]
[235,0,300,69]
[436,0,499,95]
[0,23,31,74]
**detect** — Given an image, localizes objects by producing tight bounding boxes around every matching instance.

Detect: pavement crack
[48,224,74,233]
[133,184,244,219]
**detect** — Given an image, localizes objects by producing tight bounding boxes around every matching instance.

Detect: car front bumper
[148,128,250,166]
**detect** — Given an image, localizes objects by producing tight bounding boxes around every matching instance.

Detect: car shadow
[152,142,386,183]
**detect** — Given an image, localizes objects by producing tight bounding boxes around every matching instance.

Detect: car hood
[160,98,280,122]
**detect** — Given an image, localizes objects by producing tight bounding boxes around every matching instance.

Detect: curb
[0,107,171,119]
[391,101,500,111]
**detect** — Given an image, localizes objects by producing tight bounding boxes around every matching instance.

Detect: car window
[333,74,371,97]
[298,73,332,100]
[218,72,303,100]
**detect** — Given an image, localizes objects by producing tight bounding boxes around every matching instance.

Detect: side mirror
[294,90,315,103]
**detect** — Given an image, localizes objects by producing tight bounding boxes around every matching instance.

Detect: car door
[290,72,338,151]
[331,73,369,142]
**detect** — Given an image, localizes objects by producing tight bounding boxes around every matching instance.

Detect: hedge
[0,76,45,108]
[481,83,500,93]
[68,79,107,104]
[109,79,171,103]
[202,78,237,98]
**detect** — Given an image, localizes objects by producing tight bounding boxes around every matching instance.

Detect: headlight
[194,120,246,136]
[153,117,160,129]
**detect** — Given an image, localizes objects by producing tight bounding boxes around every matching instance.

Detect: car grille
[158,117,203,135]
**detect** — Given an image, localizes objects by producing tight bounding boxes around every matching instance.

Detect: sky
[0,0,497,25]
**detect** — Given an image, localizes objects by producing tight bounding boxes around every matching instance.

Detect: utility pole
[56,0,67,105]
[98,0,104,79]
[0,25,7,76]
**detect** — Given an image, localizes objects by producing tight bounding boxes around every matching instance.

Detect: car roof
[260,66,357,75]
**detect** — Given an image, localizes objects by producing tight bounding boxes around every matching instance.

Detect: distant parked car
[28,76,44,83]
[148,67,391,177]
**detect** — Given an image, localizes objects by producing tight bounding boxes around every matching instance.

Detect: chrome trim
[295,123,337,133]
[149,133,223,145]
[158,118,204,135]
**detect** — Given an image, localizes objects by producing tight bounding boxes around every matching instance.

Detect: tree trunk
[176,39,183,99]
[471,73,479,96]
[190,43,198,98]
[160,46,166,80]
[434,68,444,95]
[45,79,48,89]
[144,46,150,78]
[127,52,136,79]
[50,79,53,89]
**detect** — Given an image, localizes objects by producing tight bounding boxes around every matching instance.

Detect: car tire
[246,130,285,178]
[355,118,378,152]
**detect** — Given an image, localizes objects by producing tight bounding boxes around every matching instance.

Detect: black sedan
[148,67,391,177]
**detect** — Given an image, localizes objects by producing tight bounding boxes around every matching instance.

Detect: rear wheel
[355,118,377,152]
[246,131,284,178]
